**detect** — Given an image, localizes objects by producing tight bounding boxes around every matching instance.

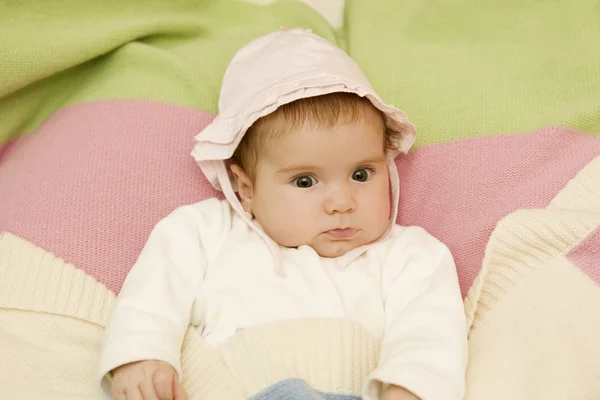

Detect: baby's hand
[111,360,187,400]
[381,385,420,400]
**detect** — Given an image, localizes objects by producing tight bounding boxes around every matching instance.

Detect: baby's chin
[309,239,369,258]
[275,228,388,258]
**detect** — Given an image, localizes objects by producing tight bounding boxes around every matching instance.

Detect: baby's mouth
[324,228,359,240]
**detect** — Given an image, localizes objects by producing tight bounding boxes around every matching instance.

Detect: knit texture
[463,155,600,400]
[0,0,338,140]
[0,232,113,325]
[180,319,379,399]
[0,232,112,400]
[345,0,600,144]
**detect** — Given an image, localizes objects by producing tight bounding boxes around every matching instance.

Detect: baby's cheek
[364,181,389,207]
[282,190,314,214]
[366,184,392,229]
[275,192,314,223]
[289,199,317,231]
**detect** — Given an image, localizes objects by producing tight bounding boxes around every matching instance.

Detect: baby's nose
[324,184,356,214]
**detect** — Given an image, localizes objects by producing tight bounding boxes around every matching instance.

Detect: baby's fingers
[140,377,159,400]
[125,387,144,400]
[173,381,188,400]
[153,365,176,399]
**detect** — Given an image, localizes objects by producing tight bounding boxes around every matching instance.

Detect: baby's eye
[352,168,373,182]
[293,175,317,188]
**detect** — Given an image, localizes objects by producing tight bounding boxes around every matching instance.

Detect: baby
[98,29,467,400]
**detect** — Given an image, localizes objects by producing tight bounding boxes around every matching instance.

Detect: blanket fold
[464,156,600,400]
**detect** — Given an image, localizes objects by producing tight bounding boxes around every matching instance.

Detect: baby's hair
[231,92,391,181]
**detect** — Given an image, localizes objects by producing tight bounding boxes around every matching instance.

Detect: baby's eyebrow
[276,164,319,174]
[356,155,386,165]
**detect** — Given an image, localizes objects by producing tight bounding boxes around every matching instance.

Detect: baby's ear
[229,164,253,212]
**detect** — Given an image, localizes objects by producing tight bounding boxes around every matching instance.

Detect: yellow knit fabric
[0,233,113,400]
[464,156,600,400]
[180,319,380,399]
[0,233,114,325]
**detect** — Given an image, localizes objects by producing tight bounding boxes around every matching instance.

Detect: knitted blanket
[464,155,600,399]
[1,155,598,399]
[1,0,600,397]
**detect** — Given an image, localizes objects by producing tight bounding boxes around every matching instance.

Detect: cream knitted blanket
[464,156,600,399]
[1,156,599,399]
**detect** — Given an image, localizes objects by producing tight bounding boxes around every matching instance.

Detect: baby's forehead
[261,117,386,166]
[235,93,389,175]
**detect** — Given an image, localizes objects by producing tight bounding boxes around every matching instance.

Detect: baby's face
[246,117,391,258]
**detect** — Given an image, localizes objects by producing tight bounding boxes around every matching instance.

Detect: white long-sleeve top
[98,198,467,400]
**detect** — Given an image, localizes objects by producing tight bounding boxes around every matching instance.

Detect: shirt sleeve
[364,226,468,400]
[97,198,231,385]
